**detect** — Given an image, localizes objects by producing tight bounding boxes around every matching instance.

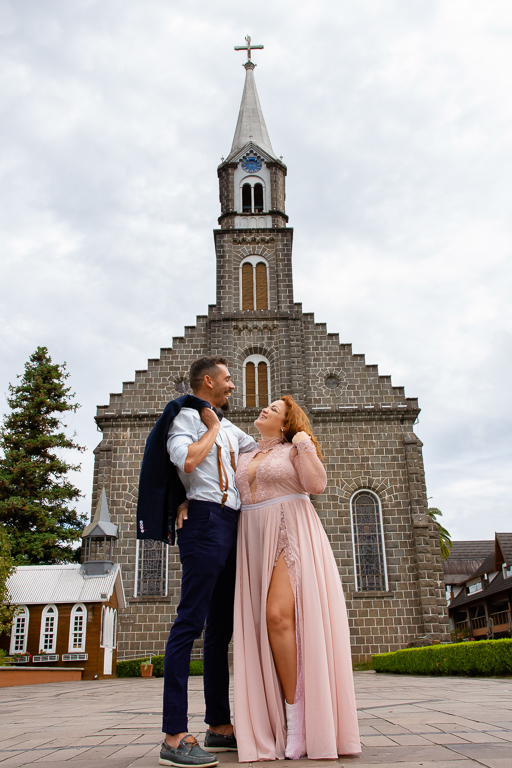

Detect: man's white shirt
[167,408,257,510]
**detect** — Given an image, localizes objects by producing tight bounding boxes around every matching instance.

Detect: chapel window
[351,491,388,591]
[40,605,58,653]
[135,539,168,597]
[68,604,87,653]
[240,257,269,311]
[9,606,29,655]
[244,354,270,408]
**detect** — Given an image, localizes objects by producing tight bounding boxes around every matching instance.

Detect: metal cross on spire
[234,35,264,64]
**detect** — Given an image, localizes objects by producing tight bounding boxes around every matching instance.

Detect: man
[138,356,256,768]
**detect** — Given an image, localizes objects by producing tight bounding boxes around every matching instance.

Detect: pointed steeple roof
[82,487,118,539]
[227,62,277,162]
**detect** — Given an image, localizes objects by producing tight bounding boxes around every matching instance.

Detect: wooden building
[2,489,126,680]
[446,533,512,640]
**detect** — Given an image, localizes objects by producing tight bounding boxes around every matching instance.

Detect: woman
[233,395,360,761]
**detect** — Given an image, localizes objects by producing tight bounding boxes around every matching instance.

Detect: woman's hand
[176,500,189,529]
[292,431,310,445]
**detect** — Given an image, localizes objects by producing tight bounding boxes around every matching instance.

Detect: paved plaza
[1,672,512,768]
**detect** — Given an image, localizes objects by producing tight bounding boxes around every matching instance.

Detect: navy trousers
[162,499,239,735]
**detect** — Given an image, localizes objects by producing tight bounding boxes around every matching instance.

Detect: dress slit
[270,507,305,756]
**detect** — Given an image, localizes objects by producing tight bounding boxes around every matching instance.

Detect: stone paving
[1,672,512,768]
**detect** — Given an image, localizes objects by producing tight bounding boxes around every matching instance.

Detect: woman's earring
[281,428,285,444]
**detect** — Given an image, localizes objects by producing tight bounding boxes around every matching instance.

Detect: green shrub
[190,660,203,676]
[116,655,203,677]
[0,649,10,666]
[372,638,512,677]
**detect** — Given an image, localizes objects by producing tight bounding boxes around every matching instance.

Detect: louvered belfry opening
[244,356,270,408]
[255,262,268,309]
[241,259,268,311]
[257,361,269,406]
[242,262,254,310]
[245,362,256,407]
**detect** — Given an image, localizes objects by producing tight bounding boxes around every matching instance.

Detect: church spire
[227,37,277,161]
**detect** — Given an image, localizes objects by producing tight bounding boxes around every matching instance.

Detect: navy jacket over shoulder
[136,394,211,545]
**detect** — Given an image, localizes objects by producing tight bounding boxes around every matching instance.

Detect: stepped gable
[91,41,450,664]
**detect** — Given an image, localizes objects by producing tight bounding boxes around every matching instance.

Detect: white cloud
[0,0,511,542]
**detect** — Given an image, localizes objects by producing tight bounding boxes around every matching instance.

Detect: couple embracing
[136,356,360,766]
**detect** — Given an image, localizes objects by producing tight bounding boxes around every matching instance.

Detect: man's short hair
[189,356,228,392]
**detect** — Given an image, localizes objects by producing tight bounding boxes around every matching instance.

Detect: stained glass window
[136,539,168,597]
[351,491,388,591]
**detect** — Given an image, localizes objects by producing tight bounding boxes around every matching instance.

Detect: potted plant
[140,657,153,677]
[10,652,31,664]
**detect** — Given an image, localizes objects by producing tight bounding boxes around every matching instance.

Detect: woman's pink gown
[233,437,361,761]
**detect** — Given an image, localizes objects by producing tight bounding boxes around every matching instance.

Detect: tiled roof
[6,564,125,609]
[447,541,494,560]
[472,552,497,578]
[443,540,494,584]
[496,533,512,567]
[448,569,512,611]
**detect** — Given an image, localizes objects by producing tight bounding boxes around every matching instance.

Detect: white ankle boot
[285,699,306,759]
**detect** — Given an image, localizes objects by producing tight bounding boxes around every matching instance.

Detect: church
[90,40,449,663]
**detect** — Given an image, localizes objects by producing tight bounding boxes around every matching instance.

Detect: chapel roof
[82,486,118,539]
[6,563,125,608]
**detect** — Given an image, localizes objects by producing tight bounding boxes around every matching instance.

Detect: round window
[325,376,339,390]
[175,381,189,393]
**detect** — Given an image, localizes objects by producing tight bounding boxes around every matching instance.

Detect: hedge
[116,655,203,677]
[372,638,512,677]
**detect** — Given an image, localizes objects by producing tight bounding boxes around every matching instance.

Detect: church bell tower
[212,38,298,411]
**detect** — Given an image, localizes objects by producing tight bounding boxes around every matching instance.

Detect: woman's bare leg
[266,552,297,703]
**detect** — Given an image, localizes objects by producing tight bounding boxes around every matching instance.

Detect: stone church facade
[90,48,449,663]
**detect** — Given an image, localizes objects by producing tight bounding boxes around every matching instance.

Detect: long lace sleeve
[291,438,327,495]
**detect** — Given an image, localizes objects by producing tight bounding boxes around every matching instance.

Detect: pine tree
[0,347,86,564]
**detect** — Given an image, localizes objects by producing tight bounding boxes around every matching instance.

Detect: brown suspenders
[216,432,237,508]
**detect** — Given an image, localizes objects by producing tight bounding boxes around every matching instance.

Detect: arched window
[350,490,388,592]
[254,183,264,212]
[239,178,266,213]
[9,606,29,655]
[242,183,252,212]
[100,606,105,647]
[68,604,87,653]
[113,610,118,649]
[39,605,58,653]
[244,354,270,408]
[240,256,269,311]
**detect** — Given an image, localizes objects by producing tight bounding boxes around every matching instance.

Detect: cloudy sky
[1,0,511,541]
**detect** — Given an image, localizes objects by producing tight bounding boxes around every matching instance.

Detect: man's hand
[176,500,189,529]
[183,409,221,473]
[200,407,220,431]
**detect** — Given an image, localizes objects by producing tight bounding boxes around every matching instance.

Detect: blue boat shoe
[203,729,238,752]
[159,735,219,767]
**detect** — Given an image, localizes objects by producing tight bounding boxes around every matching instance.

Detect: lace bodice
[236,436,327,505]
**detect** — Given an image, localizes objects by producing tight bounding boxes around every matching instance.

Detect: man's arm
[232,424,258,454]
[183,408,220,473]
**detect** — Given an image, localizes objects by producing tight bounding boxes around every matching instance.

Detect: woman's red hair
[280,394,323,460]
